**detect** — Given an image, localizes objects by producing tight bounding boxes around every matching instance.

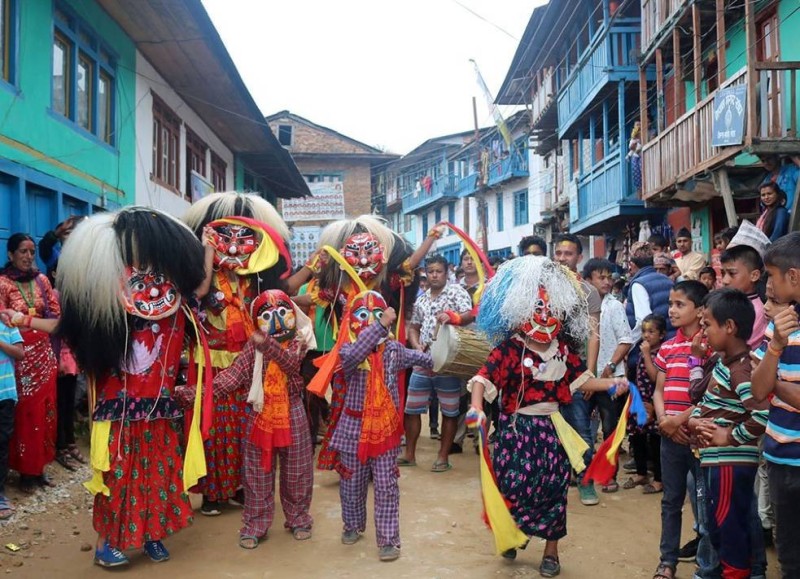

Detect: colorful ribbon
[435,221,495,305]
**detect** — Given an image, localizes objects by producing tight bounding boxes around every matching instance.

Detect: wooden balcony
[531,68,557,129]
[641,0,689,59]
[557,19,641,137]
[642,62,800,201]
[385,187,402,212]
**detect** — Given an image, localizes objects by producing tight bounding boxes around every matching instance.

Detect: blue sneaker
[143,540,170,562]
[94,542,130,568]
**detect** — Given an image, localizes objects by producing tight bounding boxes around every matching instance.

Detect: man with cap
[673,228,707,281]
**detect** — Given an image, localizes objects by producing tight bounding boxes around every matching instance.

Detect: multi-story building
[383,111,533,266]
[0,0,306,259]
[497,0,666,256]
[265,111,399,265]
[639,0,800,248]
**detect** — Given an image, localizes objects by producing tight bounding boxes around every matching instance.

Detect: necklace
[14,280,37,316]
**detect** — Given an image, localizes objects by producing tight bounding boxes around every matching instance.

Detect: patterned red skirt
[198,383,247,502]
[10,330,57,476]
[93,419,193,550]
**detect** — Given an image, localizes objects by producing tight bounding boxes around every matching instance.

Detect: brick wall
[294,158,373,218]
[268,117,376,155]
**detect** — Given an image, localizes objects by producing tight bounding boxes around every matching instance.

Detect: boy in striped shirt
[752,232,800,578]
[652,280,710,579]
[689,289,769,579]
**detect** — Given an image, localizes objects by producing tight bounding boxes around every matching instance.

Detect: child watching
[624,313,665,494]
[714,228,738,253]
[583,258,634,493]
[698,267,717,292]
[688,289,769,579]
[0,318,23,520]
[751,232,800,578]
[719,243,768,348]
[652,280,711,579]
[755,182,789,242]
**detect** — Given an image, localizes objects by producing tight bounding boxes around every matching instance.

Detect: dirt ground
[0,423,781,579]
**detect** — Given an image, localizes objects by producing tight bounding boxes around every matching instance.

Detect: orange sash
[250,345,292,472]
[357,346,402,463]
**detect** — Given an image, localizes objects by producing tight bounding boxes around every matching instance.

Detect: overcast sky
[201,0,546,155]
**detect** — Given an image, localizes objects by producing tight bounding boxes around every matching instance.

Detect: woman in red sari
[0,233,59,493]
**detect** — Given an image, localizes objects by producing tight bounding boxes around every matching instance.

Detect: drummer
[397,255,474,473]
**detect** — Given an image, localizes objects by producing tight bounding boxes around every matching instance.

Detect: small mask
[348,291,387,338]
[211,224,259,270]
[341,233,385,283]
[252,290,296,343]
[519,286,562,343]
[121,267,181,320]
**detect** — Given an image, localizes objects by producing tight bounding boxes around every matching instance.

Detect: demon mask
[341,233,386,283]
[519,286,562,343]
[121,267,181,320]
[251,290,296,343]
[211,223,259,270]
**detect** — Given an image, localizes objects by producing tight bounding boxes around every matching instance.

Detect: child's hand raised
[380,307,397,329]
[772,307,800,350]
[691,332,707,358]
[640,340,651,357]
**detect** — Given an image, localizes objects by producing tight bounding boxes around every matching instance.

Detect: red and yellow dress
[89,312,193,549]
[198,273,256,502]
[0,269,59,477]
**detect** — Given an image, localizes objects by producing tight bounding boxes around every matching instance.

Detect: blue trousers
[560,391,594,470]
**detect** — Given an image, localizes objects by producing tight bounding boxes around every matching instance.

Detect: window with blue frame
[438,243,461,268]
[496,193,504,232]
[421,213,429,238]
[448,202,455,225]
[435,207,441,224]
[52,3,116,145]
[513,189,529,226]
[488,247,511,261]
[1,0,17,85]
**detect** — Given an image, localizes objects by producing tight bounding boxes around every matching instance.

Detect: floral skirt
[198,384,247,501]
[10,330,57,476]
[492,413,570,541]
[93,419,192,550]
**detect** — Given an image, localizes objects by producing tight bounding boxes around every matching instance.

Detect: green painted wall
[0,0,136,204]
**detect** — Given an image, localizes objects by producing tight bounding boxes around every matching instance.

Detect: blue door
[26,185,57,271]
[0,174,15,259]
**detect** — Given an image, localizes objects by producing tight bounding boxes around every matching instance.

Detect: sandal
[0,495,14,520]
[653,563,675,579]
[67,444,87,465]
[291,527,312,541]
[238,534,261,550]
[539,555,561,577]
[431,461,452,473]
[56,450,79,472]
[396,457,416,467]
[643,483,664,494]
[622,476,647,490]
[601,481,619,493]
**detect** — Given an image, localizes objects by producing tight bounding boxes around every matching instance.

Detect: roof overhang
[96,0,309,198]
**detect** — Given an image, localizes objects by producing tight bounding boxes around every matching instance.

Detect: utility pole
[472,97,489,254]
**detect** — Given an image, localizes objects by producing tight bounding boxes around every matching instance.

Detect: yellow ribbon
[182,304,208,491]
[550,411,590,473]
[214,217,280,275]
[84,418,112,496]
[476,423,529,555]
[320,245,368,293]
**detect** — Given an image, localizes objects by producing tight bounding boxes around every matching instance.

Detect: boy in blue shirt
[0,319,24,520]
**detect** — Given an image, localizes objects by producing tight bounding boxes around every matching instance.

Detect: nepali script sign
[281,181,346,222]
[711,85,746,147]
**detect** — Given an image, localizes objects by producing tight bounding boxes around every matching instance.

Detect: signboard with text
[281,181,346,222]
[711,85,746,147]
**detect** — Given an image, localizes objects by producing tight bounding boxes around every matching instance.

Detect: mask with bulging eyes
[121,267,181,320]
[341,233,386,283]
[211,223,259,270]
[519,286,562,343]
[251,290,297,343]
[348,290,388,339]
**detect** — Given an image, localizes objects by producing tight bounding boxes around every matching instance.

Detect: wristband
[444,310,462,325]
[304,254,321,274]
[767,343,784,358]
[687,356,703,369]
